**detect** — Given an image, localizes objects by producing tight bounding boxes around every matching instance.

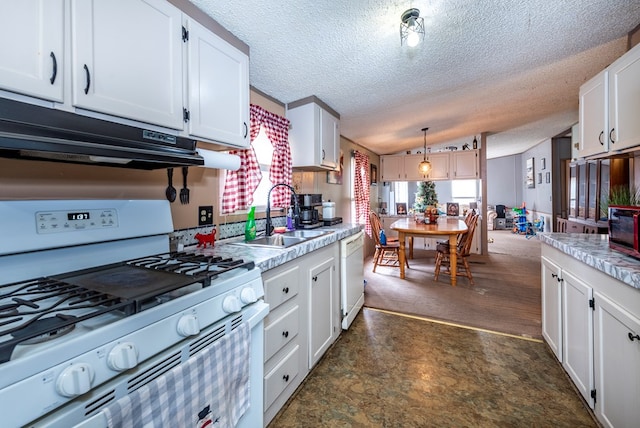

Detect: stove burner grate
[12,314,77,344]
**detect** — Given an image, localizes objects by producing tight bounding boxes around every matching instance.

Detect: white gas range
[0,200,268,427]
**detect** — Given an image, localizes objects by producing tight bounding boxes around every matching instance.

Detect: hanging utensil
[165,168,176,203]
[180,167,190,204]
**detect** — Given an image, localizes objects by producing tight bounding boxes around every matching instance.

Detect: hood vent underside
[0,98,204,170]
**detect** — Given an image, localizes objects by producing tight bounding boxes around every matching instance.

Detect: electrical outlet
[198,206,213,226]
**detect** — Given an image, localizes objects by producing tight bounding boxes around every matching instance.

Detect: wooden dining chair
[434,213,478,285]
[582,224,598,234]
[369,211,408,272]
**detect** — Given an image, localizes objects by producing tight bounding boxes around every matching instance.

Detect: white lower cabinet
[262,242,339,426]
[541,256,563,361]
[308,254,339,368]
[541,244,640,427]
[262,263,306,426]
[561,270,594,406]
[593,292,640,428]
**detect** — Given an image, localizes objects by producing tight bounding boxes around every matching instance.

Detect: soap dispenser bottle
[245,206,256,241]
[286,207,294,230]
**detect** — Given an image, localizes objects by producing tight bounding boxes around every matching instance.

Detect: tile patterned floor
[269,308,598,428]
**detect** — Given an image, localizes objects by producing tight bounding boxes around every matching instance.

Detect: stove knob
[56,363,94,397]
[222,295,242,313]
[107,342,139,371]
[240,287,258,304]
[177,314,200,336]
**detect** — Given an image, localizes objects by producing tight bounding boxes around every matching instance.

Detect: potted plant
[602,185,640,214]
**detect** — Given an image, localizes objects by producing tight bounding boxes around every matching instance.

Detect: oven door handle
[246,301,269,329]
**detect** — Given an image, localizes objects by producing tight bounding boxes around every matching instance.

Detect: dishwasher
[340,231,365,330]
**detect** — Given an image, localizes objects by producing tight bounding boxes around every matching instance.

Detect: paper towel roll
[195,148,241,170]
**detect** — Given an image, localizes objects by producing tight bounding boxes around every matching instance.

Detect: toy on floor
[195,230,216,248]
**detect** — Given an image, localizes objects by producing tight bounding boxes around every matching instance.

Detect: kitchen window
[451,179,478,205]
[249,127,273,210]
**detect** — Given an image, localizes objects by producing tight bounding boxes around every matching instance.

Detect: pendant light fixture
[418,127,431,175]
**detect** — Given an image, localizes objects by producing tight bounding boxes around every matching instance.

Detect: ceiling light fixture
[400,8,424,47]
[418,127,431,175]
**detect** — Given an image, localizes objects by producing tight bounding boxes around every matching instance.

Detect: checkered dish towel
[103,321,251,428]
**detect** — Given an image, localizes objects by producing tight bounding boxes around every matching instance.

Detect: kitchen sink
[233,229,333,249]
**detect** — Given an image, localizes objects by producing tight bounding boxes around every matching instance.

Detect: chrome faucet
[265,183,300,236]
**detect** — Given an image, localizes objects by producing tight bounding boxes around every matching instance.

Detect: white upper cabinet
[579,70,608,157]
[579,43,640,158]
[288,98,340,170]
[403,154,428,181]
[380,155,403,181]
[71,0,184,129]
[0,0,64,102]
[426,152,451,180]
[608,42,640,152]
[451,150,478,179]
[320,108,340,169]
[186,17,249,148]
[380,150,479,182]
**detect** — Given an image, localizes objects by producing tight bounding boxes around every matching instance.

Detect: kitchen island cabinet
[540,234,640,427]
[0,0,64,103]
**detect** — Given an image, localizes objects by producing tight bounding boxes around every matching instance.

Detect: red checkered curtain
[221,147,262,214]
[354,151,371,236]
[221,105,292,213]
[255,106,292,208]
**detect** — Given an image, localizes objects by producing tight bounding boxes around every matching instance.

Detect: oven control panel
[36,208,119,234]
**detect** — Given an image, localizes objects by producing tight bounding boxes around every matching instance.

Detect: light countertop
[186,223,363,273]
[538,233,640,290]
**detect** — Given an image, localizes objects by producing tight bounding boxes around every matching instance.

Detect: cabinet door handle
[49,52,57,85]
[282,286,289,294]
[598,131,604,146]
[243,122,248,138]
[312,275,318,282]
[283,374,290,382]
[629,332,640,341]
[609,128,616,144]
[282,331,289,338]
[83,64,91,95]
[322,149,325,160]
[551,273,558,279]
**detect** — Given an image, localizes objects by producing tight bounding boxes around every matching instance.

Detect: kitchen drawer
[264,344,300,410]
[264,305,300,362]
[263,265,299,310]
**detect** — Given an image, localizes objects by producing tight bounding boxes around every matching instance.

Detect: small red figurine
[195,230,216,248]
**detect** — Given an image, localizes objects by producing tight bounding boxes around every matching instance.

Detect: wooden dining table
[390,217,468,286]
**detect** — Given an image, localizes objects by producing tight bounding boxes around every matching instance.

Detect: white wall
[487,155,521,208]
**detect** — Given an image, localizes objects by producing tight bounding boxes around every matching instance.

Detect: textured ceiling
[188,0,640,159]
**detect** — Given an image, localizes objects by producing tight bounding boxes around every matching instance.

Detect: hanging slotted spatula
[180,167,190,204]
[165,168,176,203]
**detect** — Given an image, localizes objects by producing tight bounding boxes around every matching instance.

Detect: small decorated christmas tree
[413,181,438,212]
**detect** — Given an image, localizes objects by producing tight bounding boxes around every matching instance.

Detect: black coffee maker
[296,194,322,229]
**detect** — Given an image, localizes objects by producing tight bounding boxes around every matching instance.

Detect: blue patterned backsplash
[169,215,287,249]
